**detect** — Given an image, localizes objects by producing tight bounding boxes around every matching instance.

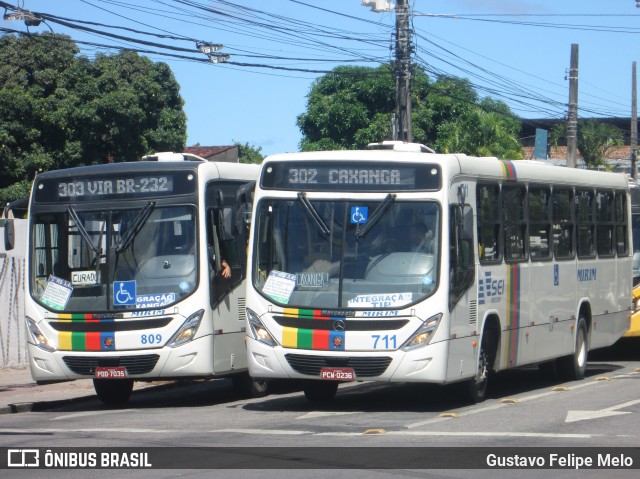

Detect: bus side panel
[212,287,248,374]
[585,257,631,349]
[527,261,576,363]
[446,289,479,382]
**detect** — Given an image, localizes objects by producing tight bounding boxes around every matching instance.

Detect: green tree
[297,64,398,151]
[297,64,521,157]
[551,119,623,169]
[235,141,264,164]
[436,99,523,159]
[0,33,187,203]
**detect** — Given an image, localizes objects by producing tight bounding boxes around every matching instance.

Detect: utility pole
[394,0,413,142]
[566,44,579,168]
[362,0,413,142]
[632,61,638,181]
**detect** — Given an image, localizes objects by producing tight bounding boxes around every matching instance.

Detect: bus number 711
[372,335,396,349]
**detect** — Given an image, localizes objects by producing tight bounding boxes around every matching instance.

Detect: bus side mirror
[3,218,15,251]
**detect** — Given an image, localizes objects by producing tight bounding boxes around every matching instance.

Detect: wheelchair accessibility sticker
[351,206,368,224]
[113,280,137,306]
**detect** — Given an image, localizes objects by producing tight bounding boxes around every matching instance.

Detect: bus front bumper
[25,335,217,383]
[246,336,453,384]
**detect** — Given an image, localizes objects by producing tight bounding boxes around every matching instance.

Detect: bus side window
[477,183,501,263]
[552,188,575,260]
[449,204,475,310]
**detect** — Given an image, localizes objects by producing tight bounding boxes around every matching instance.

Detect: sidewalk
[0,367,177,414]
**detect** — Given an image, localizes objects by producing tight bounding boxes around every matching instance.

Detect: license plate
[95,366,128,379]
[320,367,355,381]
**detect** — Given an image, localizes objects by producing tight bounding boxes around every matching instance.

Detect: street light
[362,0,395,13]
[3,8,41,26]
[196,41,229,63]
[206,53,230,64]
[196,42,223,55]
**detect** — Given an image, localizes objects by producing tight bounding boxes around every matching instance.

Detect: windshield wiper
[114,201,155,253]
[67,206,100,256]
[355,193,396,240]
[297,192,330,236]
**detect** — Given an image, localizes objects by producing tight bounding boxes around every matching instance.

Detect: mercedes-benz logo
[333,320,345,332]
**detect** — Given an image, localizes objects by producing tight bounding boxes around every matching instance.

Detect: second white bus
[9,153,262,404]
[244,142,631,402]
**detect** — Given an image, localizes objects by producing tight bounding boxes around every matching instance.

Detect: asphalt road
[0,338,639,479]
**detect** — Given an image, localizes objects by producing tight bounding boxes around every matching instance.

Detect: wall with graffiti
[0,219,27,368]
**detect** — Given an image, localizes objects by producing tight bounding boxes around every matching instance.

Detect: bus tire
[232,372,269,398]
[93,378,134,405]
[465,333,491,404]
[302,380,339,402]
[557,317,588,380]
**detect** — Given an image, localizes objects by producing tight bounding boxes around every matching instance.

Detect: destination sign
[34,171,197,203]
[261,161,441,191]
[58,176,173,198]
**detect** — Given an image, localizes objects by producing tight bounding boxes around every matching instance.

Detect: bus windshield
[253,198,440,309]
[31,205,197,312]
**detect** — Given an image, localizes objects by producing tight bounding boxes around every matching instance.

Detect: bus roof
[262,149,629,190]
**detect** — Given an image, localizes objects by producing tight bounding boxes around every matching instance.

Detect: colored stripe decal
[86,332,101,351]
[280,327,345,351]
[59,331,72,351]
[312,330,330,350]
[505,264,521,366]
[283,308,330,320]
[282,327,298,348]
[56,320,116,351]
[71,332,85,351]
[279,310,348,350]
[500,160,517,181]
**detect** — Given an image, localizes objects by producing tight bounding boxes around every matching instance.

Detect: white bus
[244,142,632,402]
[6,153,262,404]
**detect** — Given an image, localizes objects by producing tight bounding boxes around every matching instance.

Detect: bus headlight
[247,308,278,347]
[167,309,204,348]
[26,317,56,352]
[401,313,442,351]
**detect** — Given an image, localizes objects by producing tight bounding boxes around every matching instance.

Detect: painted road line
[565,398,640,423]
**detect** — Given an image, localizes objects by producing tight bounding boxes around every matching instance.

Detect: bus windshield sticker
[136,293,176,309]
[348,292,413,308]
[113,280,137,306]
[351,206,368,224]
[263,271,297,304]
[41,276,73,311]
[71,270,99,286]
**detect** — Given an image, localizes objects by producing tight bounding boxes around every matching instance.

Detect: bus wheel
[93,379,134,405]
[557,317,588,380]
[465,336,490,403]
[302,380,339,402]
[232,372,269,398]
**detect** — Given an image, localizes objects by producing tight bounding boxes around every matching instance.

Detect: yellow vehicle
[630,286,640,337]
[628,183,640,337]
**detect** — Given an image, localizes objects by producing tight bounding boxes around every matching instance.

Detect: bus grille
[62,355,160,376]
[274,316,408,331]
[50,318,172,332]
[284,354,392,378]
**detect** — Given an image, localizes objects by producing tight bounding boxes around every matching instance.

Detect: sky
[2,0,640,156]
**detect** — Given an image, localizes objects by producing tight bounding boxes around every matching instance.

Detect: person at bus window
[219,259,231,278]
[411,223,434,253]
[208,245,231,278]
